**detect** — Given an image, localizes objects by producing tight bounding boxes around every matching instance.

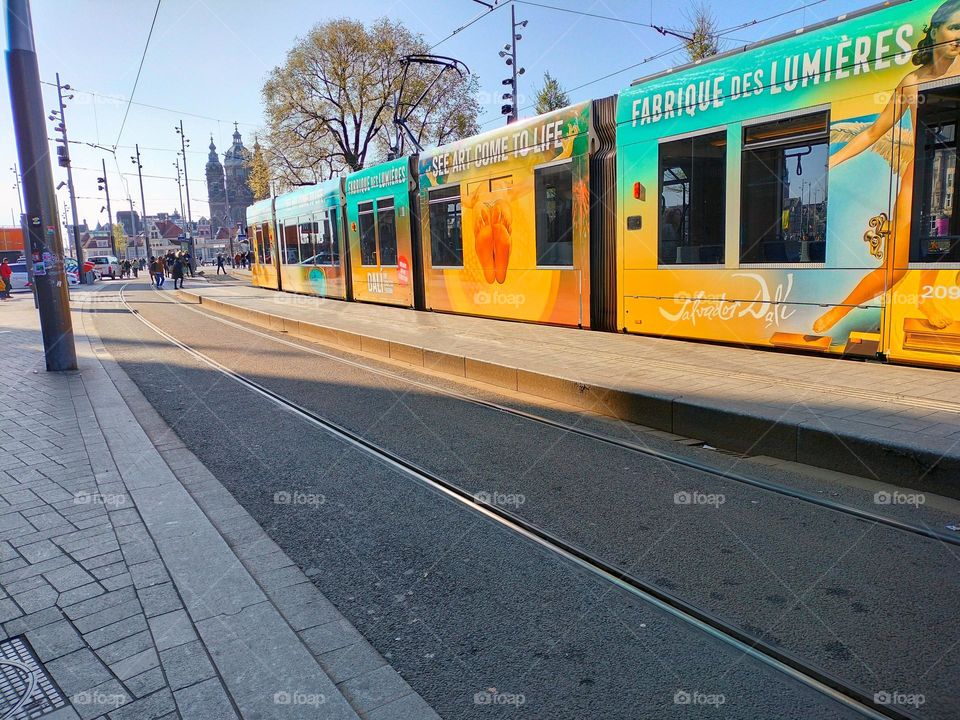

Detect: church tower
[224,123,254,228]
[205,137,229,234]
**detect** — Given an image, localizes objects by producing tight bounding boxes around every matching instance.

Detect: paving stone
[63,587,136,619]
[269,581,340,631]
[45,564,96,592]
[173,677,238,720]
[73,599,142,634]
[365,691,440,720]
[57,582,105,608]
[107,688,176,720]
[101,573,132,591]
[125,666,166,700]
[46,648,113,696]
[96,630,154,665]
[318,641,388,685]
[159,639,215,691]
[3,605,61,634]
[119,539,160,565]
[138,583,181,618]
[15,582,59,613]
[83,613,149,650]
[4,573,48,595]
[69,678,131,720]
[110,646,159,681]
[90,562,127,581]
[300,619,364,657]
[26,619,85,661]
[128,559,169,589]
[339,665,414,714]
[19,538,61,563]
[148,609,196,651]
[82,550,124,570]
[0,540,18,561]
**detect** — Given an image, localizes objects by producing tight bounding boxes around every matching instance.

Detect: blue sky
[0,0,880,230]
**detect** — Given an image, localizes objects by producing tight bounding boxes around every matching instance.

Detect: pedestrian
[122,259,131,279]
[183,251,194,278]
[172,254,185,289]
[150,256,164,288]
[132,260,139,279]
[0,259,11,300]
[216,253,226,275]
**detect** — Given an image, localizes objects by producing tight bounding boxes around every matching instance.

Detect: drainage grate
[0,637,67,720]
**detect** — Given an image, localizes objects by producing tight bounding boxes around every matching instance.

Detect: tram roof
[629,0,907,88]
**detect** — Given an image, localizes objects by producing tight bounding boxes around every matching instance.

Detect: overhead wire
[114,0,163,148]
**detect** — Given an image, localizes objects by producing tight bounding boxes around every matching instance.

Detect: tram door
[887,82,960,368]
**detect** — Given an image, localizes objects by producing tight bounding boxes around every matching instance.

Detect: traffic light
[97,176,106,192]
[56,145,69,167]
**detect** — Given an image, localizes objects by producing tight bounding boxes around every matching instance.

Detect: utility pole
[173,158,185,222]
[97,159,115,257]
[175,121,195,270]
[496,5,527,124]
[222,146,233,259]
[10,163,23,215]
[6,0,77,370]
[51,72,85,280]
[127,197,138,259]
[130,145,151,259]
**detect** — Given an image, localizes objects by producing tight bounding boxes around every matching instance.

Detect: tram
[248,0,960,370]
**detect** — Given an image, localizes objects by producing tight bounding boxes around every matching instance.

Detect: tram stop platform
[0,290,438,719]
[175,275,960,499]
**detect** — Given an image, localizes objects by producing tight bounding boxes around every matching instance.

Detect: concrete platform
[175,276,960,498]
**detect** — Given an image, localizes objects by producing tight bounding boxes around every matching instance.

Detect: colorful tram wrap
[248,0,960,369]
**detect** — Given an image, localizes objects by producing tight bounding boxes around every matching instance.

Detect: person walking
[0,259,12,300]
[122,259,131,279]
[183,251,194,278]
[216,253,226,275]
[150,256,164,288]
[172,254,185,289]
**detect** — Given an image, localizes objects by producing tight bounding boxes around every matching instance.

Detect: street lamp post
[130,145,151,259]
[175,121,195,271]
[10,163,23,215]
[51,73,85,280]
[97,158,115,257]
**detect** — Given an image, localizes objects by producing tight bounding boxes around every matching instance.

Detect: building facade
[205,124,253,242]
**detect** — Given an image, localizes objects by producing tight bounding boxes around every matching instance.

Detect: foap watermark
[674,490,725,508]
[473,490,525,509]
[873,490,925,507]
[473,688,526,706]
[273,690,327,707]
[874,690,925,709]
[473,289,525,308]
[74,490,127,508]
[273,491,325,508]
[72,690,128,709]
[674,689,726,707]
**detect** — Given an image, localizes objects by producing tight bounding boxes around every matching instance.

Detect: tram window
[741,112,829,264]
[329,208,341,265]
[659,131,726,265]
[298,220,316,264]
[535,163,574,266]
[429,185,463,267]
[377,198,398,266]
[912,88,960,262]
[358,201,377,266]
[259,222,272,263]
[254,226,264,264]
[281,223,299,264]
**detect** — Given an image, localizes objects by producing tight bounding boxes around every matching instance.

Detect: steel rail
[111,283,919,720]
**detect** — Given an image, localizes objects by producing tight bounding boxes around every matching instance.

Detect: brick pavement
[180,275,960,495]
[0,291,438,719]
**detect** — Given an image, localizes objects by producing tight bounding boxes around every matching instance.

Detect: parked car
[6,262,30,292]
[64,257,91,285]
[88,255,120,279]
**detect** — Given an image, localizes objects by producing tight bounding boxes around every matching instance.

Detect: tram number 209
[920,284,960,301]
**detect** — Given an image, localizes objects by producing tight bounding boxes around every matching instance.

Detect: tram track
[125,283,960,549]
[99,282,927,720]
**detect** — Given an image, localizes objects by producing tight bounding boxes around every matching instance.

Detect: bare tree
[683,1,719,62]
[261,17,480,189]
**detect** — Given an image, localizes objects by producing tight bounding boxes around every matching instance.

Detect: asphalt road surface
[88,281,959,719]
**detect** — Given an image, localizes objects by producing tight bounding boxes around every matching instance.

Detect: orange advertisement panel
[418,102,592,326]
[248,198,279,290]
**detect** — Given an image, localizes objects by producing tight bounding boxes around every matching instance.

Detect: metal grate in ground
[0,637,67,720]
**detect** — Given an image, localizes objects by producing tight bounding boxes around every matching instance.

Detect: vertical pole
[5,0,77,370]
[134,144,151,259]
[178,121,195,271]
[174,158,185,222]
[101,158,115,257]
[510,4,518,124]
[127,197,138,258]
[57,73,85,281]
[11,163,23,214]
